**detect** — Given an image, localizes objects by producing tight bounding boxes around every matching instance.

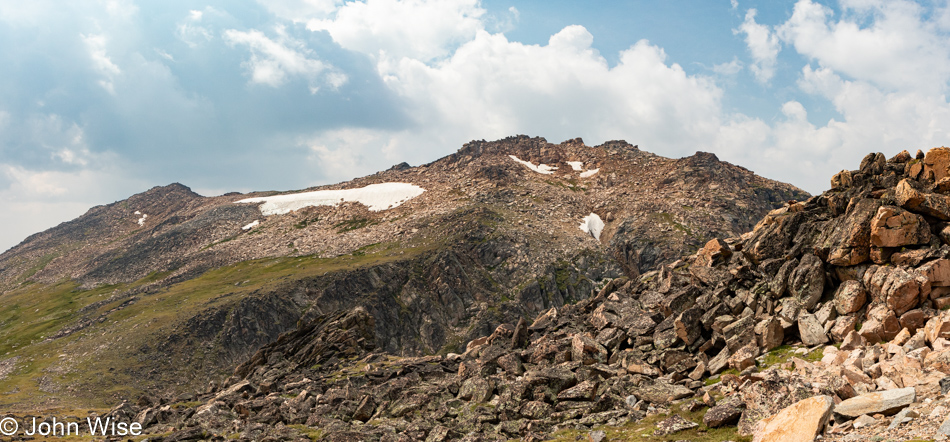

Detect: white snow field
[580,169,600,178]
[242,220,260,230]
[135,212,147,226]
[579,213,605,240]
[566,161,584,171]
[236,182,426,216]
[509,155,557,174]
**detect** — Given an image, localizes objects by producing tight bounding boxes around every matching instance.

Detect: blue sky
[2,0,950,252]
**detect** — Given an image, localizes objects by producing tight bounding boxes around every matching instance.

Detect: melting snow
[580,169,600,178]
[509,155,557,174]
[242,220,260,230]
[579,213,605,240]
[136,213,147,226]
[566,161,583,171]
[236,182,426,216]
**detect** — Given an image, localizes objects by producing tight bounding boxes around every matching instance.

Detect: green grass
[546,400,751,442]
[0,237,437,411]
[288,424,324,441]
[334,217,378,233]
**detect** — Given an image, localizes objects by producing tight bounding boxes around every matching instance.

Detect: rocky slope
[90,147,950,442]
[0,135,804,410]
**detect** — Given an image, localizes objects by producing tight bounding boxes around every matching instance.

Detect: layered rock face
[103,147,950,441]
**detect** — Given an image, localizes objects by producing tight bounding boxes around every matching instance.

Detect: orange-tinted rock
[923,147,950,182]
[834,280,868,315]
[831,170,853,190]
[896,179,950,220]
[752,395,834,442]
[870,206,931,247]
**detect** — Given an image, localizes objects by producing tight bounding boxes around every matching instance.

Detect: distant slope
[0,135,807,409]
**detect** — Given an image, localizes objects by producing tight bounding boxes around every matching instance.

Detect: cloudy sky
[1,0,950,252]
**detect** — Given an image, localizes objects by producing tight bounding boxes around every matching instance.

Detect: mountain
[120,147,950,442]
[0,135,806,411]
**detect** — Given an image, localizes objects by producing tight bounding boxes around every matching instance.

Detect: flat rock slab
[834,387,915,418]
[752,395,834,442]
[653,414,698,436]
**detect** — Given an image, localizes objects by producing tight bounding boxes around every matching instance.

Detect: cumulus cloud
[777,0,950,93]
[306,0,485,61]
[224,25,346,91]
[736,9,780,83]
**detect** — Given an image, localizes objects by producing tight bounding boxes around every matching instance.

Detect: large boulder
[751,395,834,442]
[896,179,950,220]
[823,199,880,266]
[864,265,929,316]
[869,205,931,248]
[833,387,915,418]
[834,280,868,315]
[789,254,825,311]
[923,147,950,182]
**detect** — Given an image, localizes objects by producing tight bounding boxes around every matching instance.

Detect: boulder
[923,147,950,182]
[833,387,915,418]
[831,170,853,190]
[755,316,784,350]
[704,397,744,428]
[896,179,950,220]
[864,265,928,316]
[870,205,931,248]
[653,415,699,436]
[789,254,825,310]
[834,280,867,315]
[823,199,880,266]
[751,395,834,442]
[674,308,704,346]
[695,238,733,267]
[798,314,828,346]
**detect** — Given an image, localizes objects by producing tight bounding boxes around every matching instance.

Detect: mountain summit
[0,135,805,411]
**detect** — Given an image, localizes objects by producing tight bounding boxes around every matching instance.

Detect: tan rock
[841,330,866,350]
[834,387,915,418]
[919,259,950,287]
[895,178,950,220]
[798,314,829,346]
[696,238,732,267]
[831,315,858,342]
[831,170,853,190]
[925,311,950,344]
[835,280,868,315]
[870,205,931,247]
[752,395,834,442]
[923,147,950,181]
[864,265,926,316]
[755,316,784,351]
[728,344,759,371]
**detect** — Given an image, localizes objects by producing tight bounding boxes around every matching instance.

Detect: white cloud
[307,0,485,62]
[713,56,743,76]
[777,0,950,93]
[224,25,346,90]
[736,9,780,83]
[81,33,121,94]
[176,9,213,48]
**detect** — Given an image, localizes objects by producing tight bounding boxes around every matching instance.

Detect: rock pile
[113,147,950,440]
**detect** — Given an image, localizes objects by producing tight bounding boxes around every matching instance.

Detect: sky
[2,0,950,252]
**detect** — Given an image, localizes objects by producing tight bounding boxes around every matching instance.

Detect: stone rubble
[99,147,950,441]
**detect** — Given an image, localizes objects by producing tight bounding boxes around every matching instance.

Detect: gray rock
[834,387,916,418]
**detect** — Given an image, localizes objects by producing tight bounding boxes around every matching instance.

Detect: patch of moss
[334,217,379,233]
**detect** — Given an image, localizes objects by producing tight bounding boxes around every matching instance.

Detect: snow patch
[242,220,260,230]
[236,182,426,216]
[566,161,583,171]
[509,155,557,174]
[137,213,147,226]
[580,169,600,178]
[134,211,141,215]
[579,213,604,241]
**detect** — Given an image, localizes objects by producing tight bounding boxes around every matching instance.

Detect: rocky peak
[124,146,950,441]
